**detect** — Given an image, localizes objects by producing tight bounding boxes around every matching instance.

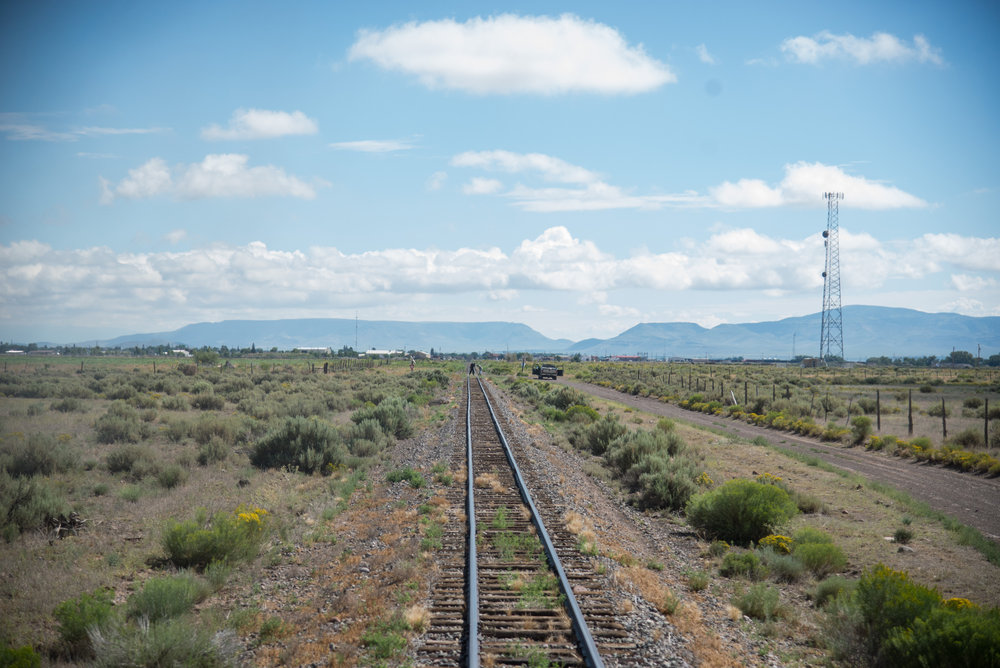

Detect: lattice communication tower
[820,192,844,365]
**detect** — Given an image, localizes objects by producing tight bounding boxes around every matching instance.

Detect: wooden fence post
[941,398,947,439]
[908,390,913,436]
[876,389,881,431]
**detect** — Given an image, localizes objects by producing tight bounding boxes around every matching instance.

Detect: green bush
[350,397,414,439]
[95,401,152,443]
[104,444,152,476]
[53,587,115,658]
[854,563,942,661]
[191,414,245,446]
[156,464,187,490]
[89,616,238,668]
[793,526,834,545]
[759,547,805,583]
[813,576,856,608]
[162,505,269,569]
[0,470,69,541]
[795,542,848,577]
[0,433,78,477]
[0,643,41,667]
[126,572,209,622]
[190,393,225,410]
[949,428,985,448]
[720,550,767,580]
[883,605,1000,668]
[387,467,426,488]
[250,417,345,474]
[197,437,228,466]
[584,414,628,455]
[51,397,84,412]
[686,478,798,545]
[734,583,785,621]
[850,416,873,445]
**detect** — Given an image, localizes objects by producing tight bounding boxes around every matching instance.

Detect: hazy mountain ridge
[88,306,998,359]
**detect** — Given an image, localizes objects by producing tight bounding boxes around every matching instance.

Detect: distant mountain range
[85,306,998,360]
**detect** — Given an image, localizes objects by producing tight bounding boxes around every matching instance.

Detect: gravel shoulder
[561,379,1000,543]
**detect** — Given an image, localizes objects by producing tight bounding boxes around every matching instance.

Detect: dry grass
[474,472,504,492]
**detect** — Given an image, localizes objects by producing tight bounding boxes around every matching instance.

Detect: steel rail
[475,376,605,668]
[464,378,479,666]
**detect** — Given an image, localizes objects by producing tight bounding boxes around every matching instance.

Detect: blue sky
[1,0,998,345]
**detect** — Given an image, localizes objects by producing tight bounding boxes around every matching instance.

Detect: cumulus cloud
[100,154,321,203]
[201,109,318,140]
[348,14,675,95]
[2,227,997,336]
[781,31,943,66]
[330,139,413,152]
[710,162,927,209]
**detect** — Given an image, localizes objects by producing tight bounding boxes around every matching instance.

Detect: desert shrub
[190,393,225,410]
[850,416,873,445]
[51,397,84,412]
[0,470,69,541]
[795,542,848,577]
[0,433,78,477]
[927,402,950,417]
[734,583,786,621]
[156,464,187,490]
[856,397,878,415]
[129,393,158,410]
[53,587,115,658]
[584,414,628,455]
[632,453,701,511]
[720,550,767,580]
[758,534,793,554]
[686,478,798,545]
[90,616,238,668]
[852,563,942,661]
[949,428,985,449]
[348,418,391,453]
[543,386,588,411]
[197,437,228,466]
[250,417,345,473]
[813,576,856,608]
[882,605,1000,668]
[104,444,152,476]
[963,396,984,409]
[162,505,269,569]
[191,414,245,446]
[161,395,188,411]
[793,526,834,545]
[0,643,41,667]
[126,572,209,622]
[350,397,414,439]
[707,540,730,557]
[893,527,913,545]
[919,384,935,393]
[164,418,189,443]
[759,548,805,583]
[95,401,151,443]
[386,467,426,488]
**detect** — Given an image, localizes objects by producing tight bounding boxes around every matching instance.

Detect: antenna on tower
[820,192,845,366]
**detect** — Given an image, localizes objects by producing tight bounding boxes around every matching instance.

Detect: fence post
[876,389,881,431]
[908,390,913,436]
[985,398,990,447]
[941,397,947,439]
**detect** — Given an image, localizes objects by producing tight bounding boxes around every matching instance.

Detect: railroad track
[417,376,636,666]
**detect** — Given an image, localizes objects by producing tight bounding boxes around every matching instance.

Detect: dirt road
[562,379,1000,542]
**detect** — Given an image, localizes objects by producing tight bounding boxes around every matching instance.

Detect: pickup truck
[531,364,562,380]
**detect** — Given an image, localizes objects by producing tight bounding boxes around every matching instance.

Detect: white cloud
[164,229,187,244]
[710,162,927,209]
[452,150,600,183]
[330,139,414,152]
[348,14,675,95]
[462,177,504,195]
[696,44,716,64]
[452,151,919,212]
[201,109,318,140]
[4,228,995,339]
[951,274,996,292]
[426,171,448,191]
[100,154,320,203]
[0,115,168,142]
[781,31,943,66]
